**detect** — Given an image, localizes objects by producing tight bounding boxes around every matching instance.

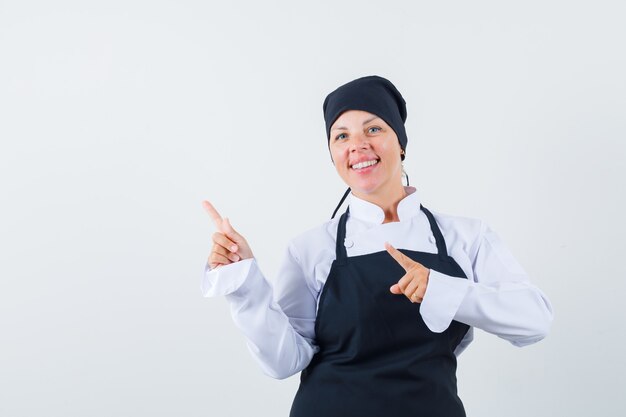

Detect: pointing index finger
[202,200,224,230]
[384,241,412,271]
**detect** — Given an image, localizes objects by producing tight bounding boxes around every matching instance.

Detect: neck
[352,182,407,223]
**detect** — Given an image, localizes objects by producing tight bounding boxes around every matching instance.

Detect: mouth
[350,158,380,172]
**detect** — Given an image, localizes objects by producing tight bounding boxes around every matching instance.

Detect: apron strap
[331,187,351,219]
[335,206,350,265]
[419,204,450,262]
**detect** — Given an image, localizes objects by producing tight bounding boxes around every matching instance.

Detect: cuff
[200,258,255,297]
[419,269,471,333]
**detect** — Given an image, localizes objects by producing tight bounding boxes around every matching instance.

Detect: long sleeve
[420,220,554,347]
[200,244,319,379]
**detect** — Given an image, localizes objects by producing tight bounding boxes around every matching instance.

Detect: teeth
[351,159,379,170]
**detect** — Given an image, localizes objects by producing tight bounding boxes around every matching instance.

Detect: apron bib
[289,204,470,417]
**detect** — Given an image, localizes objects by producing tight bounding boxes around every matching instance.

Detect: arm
[420,220,554,347]
[201,242,319,379]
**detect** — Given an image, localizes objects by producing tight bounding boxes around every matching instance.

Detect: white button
[344,238,354,248]
[429,236,435,244]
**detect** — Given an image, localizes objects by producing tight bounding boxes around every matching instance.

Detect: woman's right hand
[202,200,254,270]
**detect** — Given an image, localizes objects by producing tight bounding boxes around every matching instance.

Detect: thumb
[389,283,402,294]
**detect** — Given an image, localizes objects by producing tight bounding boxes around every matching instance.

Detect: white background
[1,0,624,416]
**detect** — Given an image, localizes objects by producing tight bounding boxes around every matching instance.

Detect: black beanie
[323,75,408,161]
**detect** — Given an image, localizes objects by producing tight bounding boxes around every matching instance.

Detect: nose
[349,132,370,153]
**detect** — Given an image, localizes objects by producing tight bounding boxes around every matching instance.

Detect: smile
[351,159,379,170]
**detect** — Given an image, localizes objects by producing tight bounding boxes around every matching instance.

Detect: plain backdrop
[1,0,625,416]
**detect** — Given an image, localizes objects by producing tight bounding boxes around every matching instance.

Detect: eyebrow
[331,116,380,131]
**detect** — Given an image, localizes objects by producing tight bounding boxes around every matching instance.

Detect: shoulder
[289,216,340,252]
[286,216,341,270]
[426,207,486,258]
[427,207,483,235]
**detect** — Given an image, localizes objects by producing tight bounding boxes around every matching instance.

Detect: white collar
[346,186,421,224]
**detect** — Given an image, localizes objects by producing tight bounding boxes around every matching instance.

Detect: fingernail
[231,245,237,252]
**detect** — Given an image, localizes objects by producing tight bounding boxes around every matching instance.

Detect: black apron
[289,204,471,417]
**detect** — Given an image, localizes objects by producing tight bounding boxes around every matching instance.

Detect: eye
[335,133,348,140]
[368,126,382,134]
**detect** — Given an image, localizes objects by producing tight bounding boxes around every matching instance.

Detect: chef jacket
[201,186,554,380]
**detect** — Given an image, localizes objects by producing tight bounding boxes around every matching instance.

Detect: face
[329,110,404,198]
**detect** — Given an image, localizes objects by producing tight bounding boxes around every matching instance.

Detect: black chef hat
[323,75,408,161]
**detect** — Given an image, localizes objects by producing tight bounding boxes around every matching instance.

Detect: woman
[201,75,554,417]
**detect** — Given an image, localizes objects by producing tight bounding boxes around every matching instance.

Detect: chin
[349,183,381,195]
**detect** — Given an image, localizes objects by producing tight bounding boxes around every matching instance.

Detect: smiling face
[329,110,404,200]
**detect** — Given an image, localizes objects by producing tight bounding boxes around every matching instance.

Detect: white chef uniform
[201,186,554,379]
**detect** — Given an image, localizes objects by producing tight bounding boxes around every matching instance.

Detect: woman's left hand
[385,242,430,303]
